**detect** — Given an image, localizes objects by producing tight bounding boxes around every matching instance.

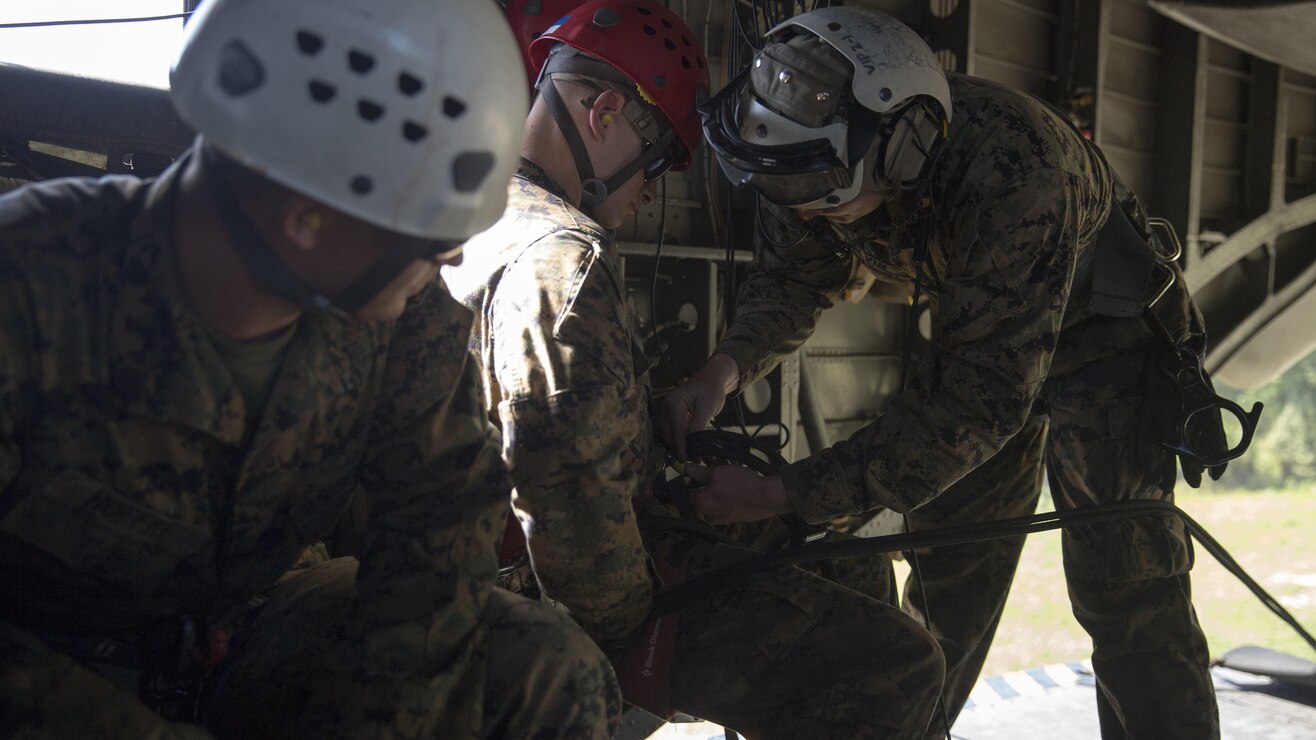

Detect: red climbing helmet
[529,0,709,170]
[504,0,590,87]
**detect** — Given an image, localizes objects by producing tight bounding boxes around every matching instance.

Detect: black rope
[646,498,1316,662]
[0,12,192,29]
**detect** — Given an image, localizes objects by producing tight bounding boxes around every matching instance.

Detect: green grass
[894,485,1316,675]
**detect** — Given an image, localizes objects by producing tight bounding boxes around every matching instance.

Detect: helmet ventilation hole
[443,96,468,119]
[402,121,428,143]
[452,152,496,192]
[636,6,652,15]
[308,80,336,103]
[295,30,324,56]
[593,8,621,27]
[347,50,375,74]
[642,24,656,35]
[357,99,384,121]
[397,72,424,97]
[350,175,373,195]
[218,41,264,97]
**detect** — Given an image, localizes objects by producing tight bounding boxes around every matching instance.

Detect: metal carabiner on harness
[1134,215,1264,475]
[1158,344,1263,467]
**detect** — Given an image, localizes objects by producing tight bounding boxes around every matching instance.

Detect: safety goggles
[638,126,682,183]
[699,69,857,207]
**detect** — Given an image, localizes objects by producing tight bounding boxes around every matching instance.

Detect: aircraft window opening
[0,2,187,88]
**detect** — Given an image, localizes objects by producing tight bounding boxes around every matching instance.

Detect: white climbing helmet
[170,0,528,241]
[702,7,951,209]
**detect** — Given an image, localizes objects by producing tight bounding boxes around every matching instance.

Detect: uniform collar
[516,157,574,204]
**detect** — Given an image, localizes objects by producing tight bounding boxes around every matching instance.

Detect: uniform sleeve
[714,221,852,388]
[0,251,34,497]
[781,170,1083,522]
[490,241,654,642]
[353,284,510,675]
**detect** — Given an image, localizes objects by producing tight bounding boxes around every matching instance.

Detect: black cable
[896,210,952,739]
[731,0,760,51]
[650,178,673,379]
[0,12,192,29]
[756,195,811,249]
[647,497,1316,662]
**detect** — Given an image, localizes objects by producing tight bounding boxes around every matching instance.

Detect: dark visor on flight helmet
[698,69,853,206]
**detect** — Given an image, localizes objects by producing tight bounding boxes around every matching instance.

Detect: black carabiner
[1161,346,1264,466]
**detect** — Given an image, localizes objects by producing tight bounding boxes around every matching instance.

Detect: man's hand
[660,353,740,459]
[685,464,793,525]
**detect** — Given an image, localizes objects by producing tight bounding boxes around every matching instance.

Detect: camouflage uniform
[0,155,619,738]
[445,159,945,738]
[719,74,1218,738]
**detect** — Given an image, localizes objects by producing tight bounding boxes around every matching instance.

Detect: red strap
[498,511,528,565]
[615,541,689,719]
[192,628,229,675]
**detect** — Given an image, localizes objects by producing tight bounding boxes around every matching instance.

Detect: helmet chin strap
[537,77,674,211]
[202,145,446,318]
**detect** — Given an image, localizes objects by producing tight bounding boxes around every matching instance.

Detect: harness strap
[1084,195,1161,318]
[614,539,692,719]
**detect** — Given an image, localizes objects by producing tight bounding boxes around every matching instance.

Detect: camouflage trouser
[902,414,1049,729]
[650,530,946,739]
[1,557,620,739]
[1045,350,1217,739]
[901,349,1218,739]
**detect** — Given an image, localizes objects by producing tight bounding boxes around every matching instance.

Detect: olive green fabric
[751,35,851,127]
[200,320,297,435]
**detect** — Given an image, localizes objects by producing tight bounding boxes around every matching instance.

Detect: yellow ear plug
[601,113,613,126]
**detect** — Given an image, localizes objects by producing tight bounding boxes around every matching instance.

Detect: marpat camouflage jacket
[0,154,510,684]
[716,74,1199,522]
[445,160,655,642]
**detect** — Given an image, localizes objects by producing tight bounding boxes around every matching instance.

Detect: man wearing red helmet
[448,1,944,736]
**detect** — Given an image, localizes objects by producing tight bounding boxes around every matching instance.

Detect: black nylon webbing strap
[1086,197,1158,318]
[203,146,341,317]
[203,145,447,317]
